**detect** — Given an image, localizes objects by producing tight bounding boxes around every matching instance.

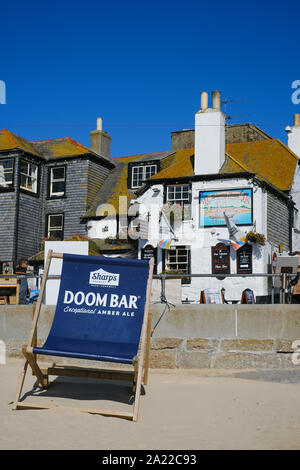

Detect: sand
[1,358,300,450]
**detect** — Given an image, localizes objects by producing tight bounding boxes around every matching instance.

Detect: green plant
[245,231,266,246]
[161,269,191,285]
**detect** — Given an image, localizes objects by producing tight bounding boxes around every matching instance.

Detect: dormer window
[128,162,159,189]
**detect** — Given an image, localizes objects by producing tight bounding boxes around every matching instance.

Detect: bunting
[158,240,171,250]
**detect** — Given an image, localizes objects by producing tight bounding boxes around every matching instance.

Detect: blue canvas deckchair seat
[13,251,154,421]
[33,253,149,365]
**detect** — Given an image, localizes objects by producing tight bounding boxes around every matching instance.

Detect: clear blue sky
[0,0,299,157]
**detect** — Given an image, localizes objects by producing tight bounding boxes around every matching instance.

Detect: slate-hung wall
[0,151,45,261]
[0,152,19,260]
[43,159,89,241]
[42,158,111,241]
[0,128,115,263]
[17,153,45,261]
[266,192,290,250]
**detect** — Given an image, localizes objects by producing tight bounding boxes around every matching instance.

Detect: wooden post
[27,249,53,349]
[132,258,154,421]
[12,359,29,410]
[143,313,152,386]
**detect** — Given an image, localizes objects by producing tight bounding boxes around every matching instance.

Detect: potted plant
[245,231,266,246]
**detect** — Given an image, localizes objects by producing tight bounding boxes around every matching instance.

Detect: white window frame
[166,184,190,206]
[164,245,190,284]
[165,246,190,273]
[47,213,64,240]
[50,166,66,197]
[131,164,157,188]
[0,159,14,187]
[20,160,38,193]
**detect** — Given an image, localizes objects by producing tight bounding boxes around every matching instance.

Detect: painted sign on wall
[199,188,252,227]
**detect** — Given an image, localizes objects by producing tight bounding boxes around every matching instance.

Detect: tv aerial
[221,97,248,121]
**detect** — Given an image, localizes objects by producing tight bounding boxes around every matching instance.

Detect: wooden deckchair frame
[13,250,154,421]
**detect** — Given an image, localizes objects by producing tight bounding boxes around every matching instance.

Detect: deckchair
[240,288,255,304]
[13,250,154,421]
[200,288,225,304]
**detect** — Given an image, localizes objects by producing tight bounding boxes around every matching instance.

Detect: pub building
[85,94,300,303]
[133,93,299,304]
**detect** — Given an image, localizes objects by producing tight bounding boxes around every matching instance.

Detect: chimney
[171,129,195,150]
[194,91,225,175]
[90,117,111,160]
[286,114,300,157]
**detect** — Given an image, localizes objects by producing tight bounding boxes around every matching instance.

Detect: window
[47,214,64,240]
[166,184,191,219]
[167,184,191,206]
[131,164,158,188]
[164,245,190,284]
[20,160,38,193]
[49,166,66,197]
[0,159,14,189]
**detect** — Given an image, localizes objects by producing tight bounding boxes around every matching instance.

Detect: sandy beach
[1,358,300,450]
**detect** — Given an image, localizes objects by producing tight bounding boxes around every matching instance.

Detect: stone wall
[1,303,300,370]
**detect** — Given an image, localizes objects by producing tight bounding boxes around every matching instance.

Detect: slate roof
[84,150,173,217]
[222,139,298,191]
[150,139,298,191]
[0,129,114,167]
[0,129,41,157]
[29,234,134,261]
[84,123,299,219]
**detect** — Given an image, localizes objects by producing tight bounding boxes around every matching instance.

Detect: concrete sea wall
[1,303,300,369]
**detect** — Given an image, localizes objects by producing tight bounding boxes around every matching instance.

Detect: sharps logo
[0,80,6,105]
[89,268,120,287]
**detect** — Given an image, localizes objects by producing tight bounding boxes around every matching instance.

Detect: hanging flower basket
[245,231,266,246]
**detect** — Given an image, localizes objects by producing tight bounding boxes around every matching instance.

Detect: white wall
[44,241,89,305]
[286,121,300,251]
[136,177,274,302]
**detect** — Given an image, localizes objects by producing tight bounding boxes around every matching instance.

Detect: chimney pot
[97,117,103,131]
[200,92,209,111]
[212,90,221,110]
[294,114,300,127]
